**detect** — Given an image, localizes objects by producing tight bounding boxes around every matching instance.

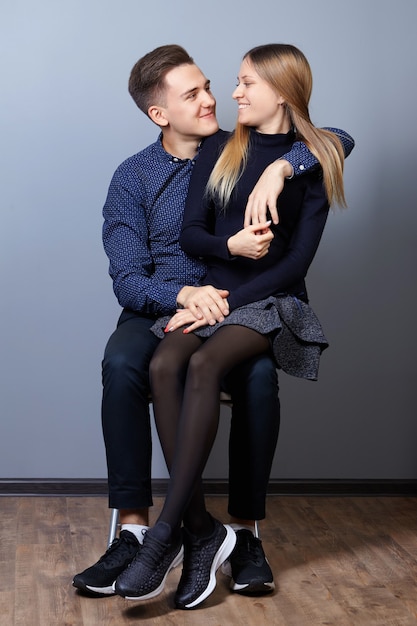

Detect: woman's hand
[227,222,274,259]
[244,159,293,226]
[164,308,211,334]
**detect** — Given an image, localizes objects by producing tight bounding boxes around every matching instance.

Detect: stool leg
[107,509,119,548]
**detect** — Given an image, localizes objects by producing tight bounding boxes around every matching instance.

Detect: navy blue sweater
[181,128,330,310]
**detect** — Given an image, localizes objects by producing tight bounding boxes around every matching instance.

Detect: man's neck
[161,133,201,160]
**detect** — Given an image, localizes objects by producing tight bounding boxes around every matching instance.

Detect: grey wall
[1,0,416,481]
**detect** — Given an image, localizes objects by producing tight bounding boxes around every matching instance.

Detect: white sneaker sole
[231,579,275,594]
[85,583,116,594]
[184,524,236,609]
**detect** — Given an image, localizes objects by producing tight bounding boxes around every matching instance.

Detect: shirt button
[299,164,305,171]
[173,157,179,163]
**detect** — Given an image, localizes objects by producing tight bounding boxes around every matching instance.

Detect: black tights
[149,325,270,537]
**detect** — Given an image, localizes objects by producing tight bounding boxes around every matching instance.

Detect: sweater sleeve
[180,136,231,261]
[228,177,329,310]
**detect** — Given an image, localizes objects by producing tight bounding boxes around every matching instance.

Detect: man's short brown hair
[128,44,194,115]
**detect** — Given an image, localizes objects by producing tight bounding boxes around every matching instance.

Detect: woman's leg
[151,325,271,535]
[149,330,211,536]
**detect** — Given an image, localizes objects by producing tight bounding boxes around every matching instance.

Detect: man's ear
[148,105,169,127]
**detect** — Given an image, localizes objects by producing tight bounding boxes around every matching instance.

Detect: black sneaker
[72,530,141,595]
[174,517,236,610]
[225,529,275,595]
[114,522,183,600]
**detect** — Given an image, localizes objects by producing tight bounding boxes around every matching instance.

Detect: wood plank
[5,495,417,625]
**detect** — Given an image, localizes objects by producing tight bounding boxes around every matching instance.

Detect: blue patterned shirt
[102,130,354,316]
[103,136,205,316]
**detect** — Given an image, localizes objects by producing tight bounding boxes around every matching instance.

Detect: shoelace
[234,533,263,565]
[97,534,138,567]
[134,535,171,570]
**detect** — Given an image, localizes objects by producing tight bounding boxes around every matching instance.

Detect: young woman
[115,43,351,610]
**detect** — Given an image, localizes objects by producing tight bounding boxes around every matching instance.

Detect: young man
[73,44,354,602]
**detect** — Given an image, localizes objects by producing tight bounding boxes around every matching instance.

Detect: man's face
[160,64,219,140]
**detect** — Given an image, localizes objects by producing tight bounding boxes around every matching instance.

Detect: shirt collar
[156,132,202,163]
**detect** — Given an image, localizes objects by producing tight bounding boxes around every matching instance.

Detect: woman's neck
[255,120,291,135]
[255,109,291,135]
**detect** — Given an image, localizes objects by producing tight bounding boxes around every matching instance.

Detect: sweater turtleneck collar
[248,127,295,148]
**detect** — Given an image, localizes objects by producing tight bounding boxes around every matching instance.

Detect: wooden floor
[2,496,417,626]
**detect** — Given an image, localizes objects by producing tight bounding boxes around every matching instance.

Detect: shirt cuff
[281,153,307,177]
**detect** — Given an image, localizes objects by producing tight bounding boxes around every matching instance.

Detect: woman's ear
[148,105,169,127]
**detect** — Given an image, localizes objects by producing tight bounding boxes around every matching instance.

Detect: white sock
[121,523,149,544]
[230,523,255,535]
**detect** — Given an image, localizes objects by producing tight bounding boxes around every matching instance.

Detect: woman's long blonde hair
[207,44,346,208]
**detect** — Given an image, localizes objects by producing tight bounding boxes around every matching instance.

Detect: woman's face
[232,57,289,134]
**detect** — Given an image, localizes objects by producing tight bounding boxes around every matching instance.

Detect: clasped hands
[168,219,272,335]
[166,220,271,335]
[166,159,291,334]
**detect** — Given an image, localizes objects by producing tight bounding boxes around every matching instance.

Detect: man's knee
[246,355,278,389]
[102,340,152,392]
[103,319,159,383]
[103,347,134,374]
[226,354,278,401]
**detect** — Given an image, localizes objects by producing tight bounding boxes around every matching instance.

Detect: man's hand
[176,285,229,326]
[227,222,273,259]
[244,159,293,227]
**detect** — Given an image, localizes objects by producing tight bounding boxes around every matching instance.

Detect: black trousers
[101,309,280,520]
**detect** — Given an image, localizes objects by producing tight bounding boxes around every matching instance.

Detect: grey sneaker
[175,517,236,610]
[72,530,141,595]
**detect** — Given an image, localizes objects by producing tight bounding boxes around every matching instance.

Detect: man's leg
[102,310,160,515]
[223,354,279,594]
[73,310,160,595]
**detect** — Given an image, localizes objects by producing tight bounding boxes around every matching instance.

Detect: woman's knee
[149,345,182,385]
[187,350,217,385]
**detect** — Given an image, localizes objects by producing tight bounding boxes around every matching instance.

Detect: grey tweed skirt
[151,295,329,381]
